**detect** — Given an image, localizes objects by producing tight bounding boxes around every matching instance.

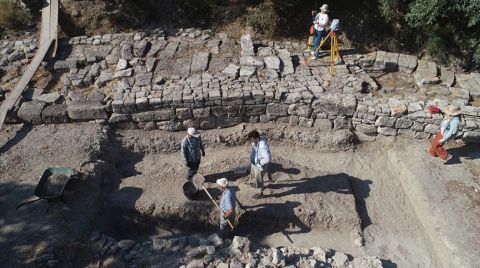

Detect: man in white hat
[311,4,330,59]
[181,128,205,180]
[429,106,462,162]
[217,178,236,238]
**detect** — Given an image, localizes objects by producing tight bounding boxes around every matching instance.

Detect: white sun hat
[320,4,329,12]
[216,178,229,187]
[445,106,462,116]
[187,127,200,138]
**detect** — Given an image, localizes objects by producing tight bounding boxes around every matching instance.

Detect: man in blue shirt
[181,128,205,180]
[217,178,235,239]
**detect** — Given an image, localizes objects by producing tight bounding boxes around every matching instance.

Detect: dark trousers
[219,211,235,239]
[186,160,200,180]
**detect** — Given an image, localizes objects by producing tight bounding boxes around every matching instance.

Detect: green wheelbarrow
[16,167,77,210]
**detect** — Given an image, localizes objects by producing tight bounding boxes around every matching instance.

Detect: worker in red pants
[429,106,462,162]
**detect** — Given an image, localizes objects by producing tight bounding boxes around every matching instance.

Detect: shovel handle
[202,186,234,230]
[16,198,42,210]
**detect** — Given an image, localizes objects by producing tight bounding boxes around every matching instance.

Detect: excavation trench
[93,128,440,267]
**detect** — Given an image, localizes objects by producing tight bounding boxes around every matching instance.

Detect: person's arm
[257,141,271,165]
[439,118,459,144]
[224,208,234,219]
[181,138,188,163]
[200,137,205,156]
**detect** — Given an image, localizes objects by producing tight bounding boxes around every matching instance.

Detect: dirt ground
[0,123,107,267]
[0,123,479,267]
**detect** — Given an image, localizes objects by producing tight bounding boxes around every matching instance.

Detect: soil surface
[0,123,106,267]
[0,123,479,267]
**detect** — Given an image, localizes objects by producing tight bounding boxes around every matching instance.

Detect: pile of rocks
[1,28,479,143]
[86,231,384,268]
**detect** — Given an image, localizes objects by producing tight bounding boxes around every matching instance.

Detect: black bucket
[183,181,199,200]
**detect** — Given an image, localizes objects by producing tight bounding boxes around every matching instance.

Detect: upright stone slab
[278,48,294,75]
[398,54,418,73]
[240,34,255,56]
[191,52,210,73]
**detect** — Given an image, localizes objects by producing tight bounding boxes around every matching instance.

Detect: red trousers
[429,132,448,160]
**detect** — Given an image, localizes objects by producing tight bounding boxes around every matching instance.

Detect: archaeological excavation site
[1,1,480,268]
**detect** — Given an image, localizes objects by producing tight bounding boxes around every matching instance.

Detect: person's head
[320,4,328,13]
[444,106,462,117]
[187,127,200,138]
[247,130,261,144]
[216,178,229,191]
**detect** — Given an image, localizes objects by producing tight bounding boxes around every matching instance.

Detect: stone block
[375,116,396,127]
[216,116,242,128]
[264,56,281,70]
[191,51,210,73]
[240,35,255,56]
[355,123,377,134]
[266,103,289,117]
[411,121,425,132]
[67,100,107,120]
[334,117,352,130]
[134,72,153,87]
[156,120,183,131]
[398,54,417,73]
[193,107,211,118]
[314,118,332,130]
[183,119,199,129]
[378,127,397,136]
[244,104,266,116]
[298,117,314,127]
[240,66,256,77]
[176,108,193,120]
[395,118,413,129]
[312,93,357,116]
[424,124,439,134]
[222,64,239,78]
[288,104,312,117]
[17,101,46,124]
[131,109,175,122]
[200,116,216,129]
[41,104,69,124]
[109,113,131,124]
[240,56,264,67]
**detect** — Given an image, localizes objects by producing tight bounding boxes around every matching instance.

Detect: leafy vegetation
[0,0,32,36]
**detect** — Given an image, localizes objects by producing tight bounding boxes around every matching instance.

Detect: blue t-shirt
[220,187,236,213]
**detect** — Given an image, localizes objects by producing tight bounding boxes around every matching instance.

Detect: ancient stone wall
[1,28,479,142]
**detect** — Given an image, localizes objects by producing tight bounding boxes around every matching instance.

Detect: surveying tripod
[305,19,343,78]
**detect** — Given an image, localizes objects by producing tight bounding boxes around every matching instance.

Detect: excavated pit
[90,127,444,267]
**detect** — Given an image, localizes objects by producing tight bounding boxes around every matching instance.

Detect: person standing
[312,4,330,59]
[181,127,205,180]
[248,130,272,199]
[429,106,462,162]
[217,178,236,239]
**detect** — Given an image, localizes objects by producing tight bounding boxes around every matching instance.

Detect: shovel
[192,174,234,230]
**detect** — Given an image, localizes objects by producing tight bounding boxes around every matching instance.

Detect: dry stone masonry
[60,232,384,268]
[1,28,480,142]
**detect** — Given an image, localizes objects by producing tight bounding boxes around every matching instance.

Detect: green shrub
[0,0,32,33]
